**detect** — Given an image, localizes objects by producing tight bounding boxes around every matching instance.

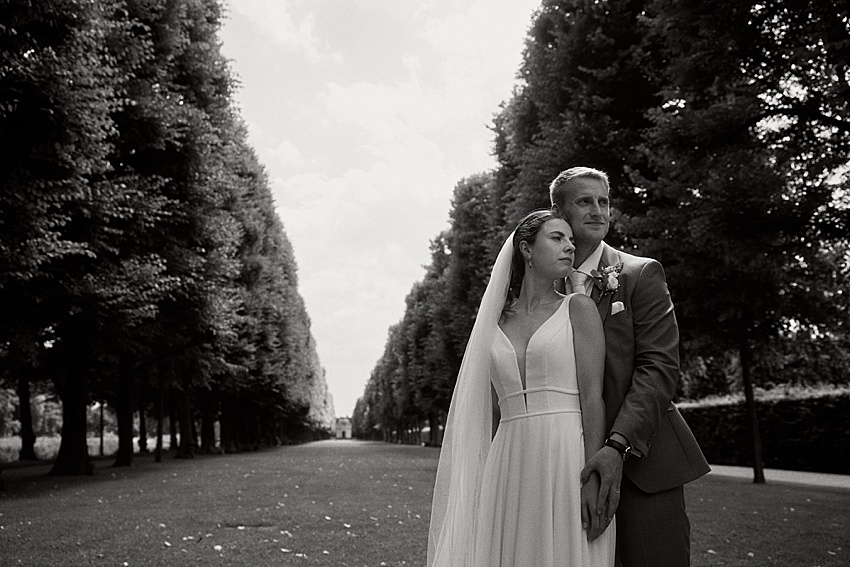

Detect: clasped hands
[580,446,623,541]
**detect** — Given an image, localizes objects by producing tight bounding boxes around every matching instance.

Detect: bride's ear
[518,240,531,261]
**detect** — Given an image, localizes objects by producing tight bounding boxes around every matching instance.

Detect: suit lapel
[595,243,620,323]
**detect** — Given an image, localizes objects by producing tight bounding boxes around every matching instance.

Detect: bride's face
[527,218,575,280]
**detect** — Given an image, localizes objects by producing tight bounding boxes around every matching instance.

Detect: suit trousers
[615,475,690,567]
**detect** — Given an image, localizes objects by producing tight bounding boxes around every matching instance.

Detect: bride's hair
[504,208,562,313]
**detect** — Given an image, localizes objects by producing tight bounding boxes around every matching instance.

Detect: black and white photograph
[1,1,848,565]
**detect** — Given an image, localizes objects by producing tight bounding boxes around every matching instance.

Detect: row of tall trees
[354,0,849,475]
[0,0,333,475]
[353,175,497,442]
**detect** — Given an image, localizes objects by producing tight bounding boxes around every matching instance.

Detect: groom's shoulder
[606,244,660,268]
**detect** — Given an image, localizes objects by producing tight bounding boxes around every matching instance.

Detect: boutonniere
[590,262,623,305]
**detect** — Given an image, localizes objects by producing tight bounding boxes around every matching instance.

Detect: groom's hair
[549,167,609,208]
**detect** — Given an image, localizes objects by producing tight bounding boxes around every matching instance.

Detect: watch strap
[604,437,630,461]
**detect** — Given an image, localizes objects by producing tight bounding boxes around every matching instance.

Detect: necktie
[569,271,590,296]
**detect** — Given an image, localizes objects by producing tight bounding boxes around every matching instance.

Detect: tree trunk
[192,417,200,451]
[220,392,238,453]
[17,375,38,460]
[137,383,149,453]
[241,398,257,450]
[155,384,164,463]
[169,398,178,451]
[50,352,92,476]
[265,406,277,446]
[740,340,765,484]
[175,389,194,459]
[219,392,231,452]
[428,412,439,447]
[200,388,217,453]
[99,403,105,456]
[113,360,135,467]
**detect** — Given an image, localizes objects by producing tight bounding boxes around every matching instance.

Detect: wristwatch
[604,437,631,462]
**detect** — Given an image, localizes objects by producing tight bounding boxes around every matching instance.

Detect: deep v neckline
[497,298,568,390]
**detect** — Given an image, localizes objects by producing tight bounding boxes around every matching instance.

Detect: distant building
[335,417,352,439]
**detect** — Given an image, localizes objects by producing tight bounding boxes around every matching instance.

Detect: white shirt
[575,241,604,276]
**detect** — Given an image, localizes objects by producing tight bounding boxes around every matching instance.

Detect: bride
[428,209,615,566]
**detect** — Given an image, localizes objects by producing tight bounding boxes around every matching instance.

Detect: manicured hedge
[678,388,850,475]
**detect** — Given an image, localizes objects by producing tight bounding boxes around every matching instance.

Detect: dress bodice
[491,297,581,422]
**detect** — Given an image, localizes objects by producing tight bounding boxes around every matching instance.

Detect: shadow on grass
[1,449,213,498]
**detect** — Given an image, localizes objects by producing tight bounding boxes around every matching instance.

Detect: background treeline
[0,0,334,476]
[353,0,850,476]
[679,386,850,475]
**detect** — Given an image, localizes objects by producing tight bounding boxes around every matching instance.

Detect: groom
[550,167,710,566]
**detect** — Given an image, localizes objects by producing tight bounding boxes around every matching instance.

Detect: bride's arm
[570,294,607,541]
[571,294,606,459]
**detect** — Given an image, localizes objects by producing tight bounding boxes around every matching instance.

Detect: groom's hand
[580,470,604,541]
[580,447,623,531]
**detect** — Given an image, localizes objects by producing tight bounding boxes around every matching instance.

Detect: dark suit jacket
[591,243,710,493]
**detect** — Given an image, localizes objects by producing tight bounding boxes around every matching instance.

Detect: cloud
[267,139,306,169]
[270,136,455,264]
[267,122,458,416]
[323,79,442,137]
[224,0,327,60]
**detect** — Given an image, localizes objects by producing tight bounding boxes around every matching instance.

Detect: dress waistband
[499,387,581,422]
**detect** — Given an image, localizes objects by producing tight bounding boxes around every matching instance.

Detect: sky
[218,0,541,417]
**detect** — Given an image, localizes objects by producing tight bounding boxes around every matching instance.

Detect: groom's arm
[581,257,680,523]
[611,259,680,457]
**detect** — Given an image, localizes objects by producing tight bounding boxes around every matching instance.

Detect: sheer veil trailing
[427,233,515,567]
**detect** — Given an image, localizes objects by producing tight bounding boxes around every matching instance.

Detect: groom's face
[559,177,610,247]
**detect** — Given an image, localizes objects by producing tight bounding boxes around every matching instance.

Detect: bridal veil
[427,232,514,566]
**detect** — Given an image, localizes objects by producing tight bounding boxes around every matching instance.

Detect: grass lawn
[0,440,847,566]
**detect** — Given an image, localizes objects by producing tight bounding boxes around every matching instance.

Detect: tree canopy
[0,0,333,474]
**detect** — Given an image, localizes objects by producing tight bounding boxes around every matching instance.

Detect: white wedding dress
[472,297,615,566]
